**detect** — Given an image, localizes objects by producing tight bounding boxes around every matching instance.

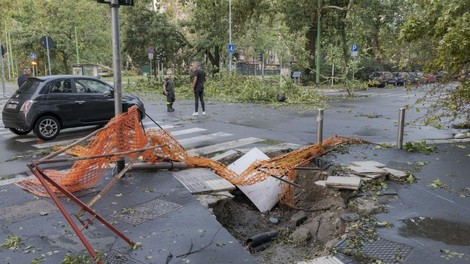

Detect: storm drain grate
[102,250,144,264]
[0,200,57,223]
[172,168,235,194]
[114,198,183,226]
[336,237,414,263]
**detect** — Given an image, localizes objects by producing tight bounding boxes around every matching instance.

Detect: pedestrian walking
[17,67,31,88]
[191,62,206,116]
[163,70,175,112]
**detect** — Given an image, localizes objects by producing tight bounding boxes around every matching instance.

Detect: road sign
[352,44,358,57]
[40,36,55,49]
[30,52,36,59]
[148,47,153,54]
[228,43,234,53]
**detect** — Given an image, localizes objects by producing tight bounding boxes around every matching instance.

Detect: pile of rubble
[317,161,408,190]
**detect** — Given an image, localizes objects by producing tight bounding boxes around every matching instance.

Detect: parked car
[392,72,409,86]
[407,71,426,84]
[2,75,145,140]
[368,71,396,87]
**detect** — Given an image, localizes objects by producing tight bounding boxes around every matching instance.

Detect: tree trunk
[372,22,382,66]
[205,45,220,75]
[305,21,318,75]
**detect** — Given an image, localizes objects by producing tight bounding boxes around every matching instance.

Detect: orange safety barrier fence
[16,106,147,197]
[17,105,362,207]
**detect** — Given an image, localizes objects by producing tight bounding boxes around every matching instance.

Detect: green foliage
[403,141,437,154]
[1,235,22,251]
[429,178,446,189]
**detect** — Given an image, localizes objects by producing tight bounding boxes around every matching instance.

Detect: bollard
[397,108,406,149]
[317,109,324,144]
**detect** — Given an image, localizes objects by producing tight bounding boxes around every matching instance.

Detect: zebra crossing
[0,119,267,157]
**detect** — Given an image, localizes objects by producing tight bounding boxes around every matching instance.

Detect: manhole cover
[0,200,57,223]
[114,198,182,226]
[336,237,414,263]
[103,250,144,264]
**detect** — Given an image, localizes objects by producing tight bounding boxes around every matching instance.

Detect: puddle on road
[399,217,470,246]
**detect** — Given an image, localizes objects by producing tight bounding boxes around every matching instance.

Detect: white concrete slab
[325,176,361,190]
[228,148,283,212]
[188,137,264,155]
[298,256,344,264]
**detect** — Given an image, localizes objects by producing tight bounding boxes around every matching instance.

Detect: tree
[400,0,470,123]
[3,0,111,74]
[121,1,189,74]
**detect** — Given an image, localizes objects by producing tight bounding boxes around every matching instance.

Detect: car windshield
[17,78,42,94]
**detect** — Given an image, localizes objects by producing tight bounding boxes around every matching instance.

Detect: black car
[368,71,396,87]
[2,75,145,140]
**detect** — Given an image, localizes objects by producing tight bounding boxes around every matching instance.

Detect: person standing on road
[17,67,30,88]
[191,62,206,116]
[163,70,175,112]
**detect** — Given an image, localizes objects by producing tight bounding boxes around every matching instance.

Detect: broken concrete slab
[211,149,240,162]
[351,172,385,179]
[351,161,386,168]
[348,165,386,175]
[228,148,282,212]
[315,180,327,187]
[382,167,408,180]
[172,168,235,194]
[325,176,361,190]
[289,210,308,227]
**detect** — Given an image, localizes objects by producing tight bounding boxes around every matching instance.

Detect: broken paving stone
[348,161,387,177]
[325,176,362,190]
[289,226,311,244]
[351,161,386,168]
[383,167,408,180]
[297,256,344,264]
[289,210,308,227]
[340,213,359,222]
[315,180,327,187]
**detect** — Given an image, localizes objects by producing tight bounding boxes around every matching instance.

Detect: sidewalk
[0,169,256,263]
[324,142,470,264]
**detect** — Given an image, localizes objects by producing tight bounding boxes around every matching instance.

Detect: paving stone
[325,176,362,190]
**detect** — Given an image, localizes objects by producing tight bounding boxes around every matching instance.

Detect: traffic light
[258,52,264,62]
[1,45,5,56]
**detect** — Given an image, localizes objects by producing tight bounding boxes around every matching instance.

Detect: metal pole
[397,108,406,149]
[228,0,232,73]
[317,109,324,144]
[46,36,51,75]
[0,38,6,97]
[315,0,321,84]
[5,28,11,79]
[75,26,80,65]
[110,0,124,173]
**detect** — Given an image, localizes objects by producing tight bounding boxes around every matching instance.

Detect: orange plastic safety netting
[16,106,147,197]
[17,105,361,207]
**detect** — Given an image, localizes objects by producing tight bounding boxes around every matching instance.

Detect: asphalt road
[0,82,464,179]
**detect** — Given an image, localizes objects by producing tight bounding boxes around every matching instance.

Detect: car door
[72,78,115,124]
[40,79,82,128]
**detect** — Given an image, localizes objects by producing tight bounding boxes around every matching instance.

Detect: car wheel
[34,116,60,140]
[9,128,31,136]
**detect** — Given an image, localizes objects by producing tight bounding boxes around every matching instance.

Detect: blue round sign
[352,44,358,52]
[30,52,36,59]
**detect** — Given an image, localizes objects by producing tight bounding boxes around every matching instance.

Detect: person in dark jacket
[17,67,30,88]
[163,70,175,112]
[191,62,206,116]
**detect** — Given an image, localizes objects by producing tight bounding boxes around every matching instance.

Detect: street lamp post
[228,0,232,73]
